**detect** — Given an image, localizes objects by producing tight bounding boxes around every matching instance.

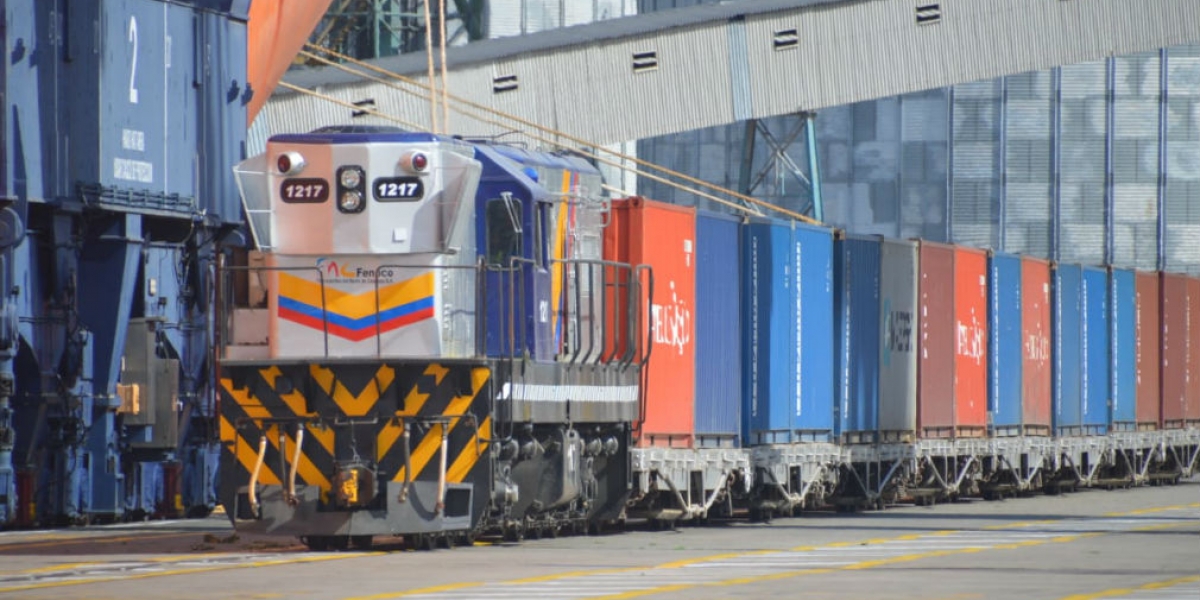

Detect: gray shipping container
[879,239,919,436]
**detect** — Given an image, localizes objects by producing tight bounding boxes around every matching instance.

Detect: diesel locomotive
[218,128,648,549]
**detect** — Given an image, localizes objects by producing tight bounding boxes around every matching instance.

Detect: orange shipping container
[1160,273,1191,428]
[1134,272,1161,428]
[1189,277,1200,424]
[604,198,696,448]
[954,247,989,433]
[1020,257,1053,432]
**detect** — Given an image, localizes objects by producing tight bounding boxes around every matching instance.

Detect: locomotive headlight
[339,168,362,189]
[399,151,429,173]
[339,190,364,212]
[276,151,306,175]
[335,165,366,213]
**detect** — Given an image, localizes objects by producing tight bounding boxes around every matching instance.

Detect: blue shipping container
[793,224,836,438]
[1053,264,1083,433]
[1081,267,1109,433]
[743,220,795,444]
[695,211,742,446]
[989,253,1023,432]
[836,235,881,439]
[1109,268,1137,429]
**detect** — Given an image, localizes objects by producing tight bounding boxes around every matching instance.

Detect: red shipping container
[954,247,989,434]
[604,197,696,448]
[1021,257,1053,433]
[1134,272,1161,429]
[1189,277,1200,424]
[1160,273,1191,429]
[918,242,988,438]
[919,242,956,437]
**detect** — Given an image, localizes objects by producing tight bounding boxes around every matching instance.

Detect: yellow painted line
[339,502,1200,600]
[345,581,484,600]
[1103,502,1200,517]
[0,551,384,594]
[16,562,104,574]
[0,532,194,553]
[596,520,1192,600]
[1058,574,1200,600]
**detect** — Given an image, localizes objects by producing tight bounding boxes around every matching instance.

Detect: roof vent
[492,74,518,94]
[916,3,942,25]
[773,28,799,50]
[633,50,658,73]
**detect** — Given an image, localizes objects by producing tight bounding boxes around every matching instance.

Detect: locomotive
[219,127,647,549]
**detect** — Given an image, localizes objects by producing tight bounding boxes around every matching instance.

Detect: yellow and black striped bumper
[217,361,492,535]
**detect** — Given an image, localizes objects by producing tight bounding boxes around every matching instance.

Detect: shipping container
[792,224,836,440]
[605,197,696,447]
[1054,264,1084,434]
[918,242,956,437]
[1109,268,1137,430]
[878,239,919,437]
[917,242,987,438]
[743,219,796,444]
[744,219,835,444]
[836,235,917,441]
[1159,273,1190,429]
[989,253,1023,434]
[954,247,990,435]
[1189,277,1200,425]
[836,235,881,441]
[1133,271,1161,429]
[1021,258,1053,434]
[694,210,742,447]
[1081,267,1109,434]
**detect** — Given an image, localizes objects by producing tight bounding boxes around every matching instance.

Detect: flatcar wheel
[439,534,454,550]
[329,536,350,551]
[457,530,476,547]
[302,536,331,551]
[422,534,438,551]
[350,535,374,550]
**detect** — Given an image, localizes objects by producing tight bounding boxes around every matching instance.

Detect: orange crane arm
[247,0,335,125]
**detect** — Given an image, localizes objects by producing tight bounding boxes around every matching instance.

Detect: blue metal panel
[1081,266,1109,433]
[741,219,795,444]
[1053,264,1082,432]
[989,253,1023,430]
[836,235,881,438]
[1109,268,1137,429]
[199,7,251,222]
[793,223,835,437]
[695,211,742,446]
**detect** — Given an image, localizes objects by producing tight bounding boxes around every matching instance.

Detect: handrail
[216,265,329,358]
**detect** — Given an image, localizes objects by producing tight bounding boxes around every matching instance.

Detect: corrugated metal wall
[632,27,1199,274]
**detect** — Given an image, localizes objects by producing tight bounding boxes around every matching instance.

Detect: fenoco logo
[315,258,396,283]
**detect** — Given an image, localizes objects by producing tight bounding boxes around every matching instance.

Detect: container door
[1109,269,1137,430]
[988,253,1022,433]
[1133,272,1161,428]
[918,242,955,438]
[878,240,919,437]
[1021,258,1053,433]
[1081,267,1109,433]
[954,248,989,435]
[837,236,881,441]
[1054,265,1083,434]
[793,224,835,440]
[694,212,741,447]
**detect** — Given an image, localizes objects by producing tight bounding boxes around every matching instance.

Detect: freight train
[218,128,1200,549]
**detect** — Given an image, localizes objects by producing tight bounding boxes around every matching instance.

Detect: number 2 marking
[128,16,139,104]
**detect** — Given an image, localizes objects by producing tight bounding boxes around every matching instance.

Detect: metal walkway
[261,0,1200,146]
